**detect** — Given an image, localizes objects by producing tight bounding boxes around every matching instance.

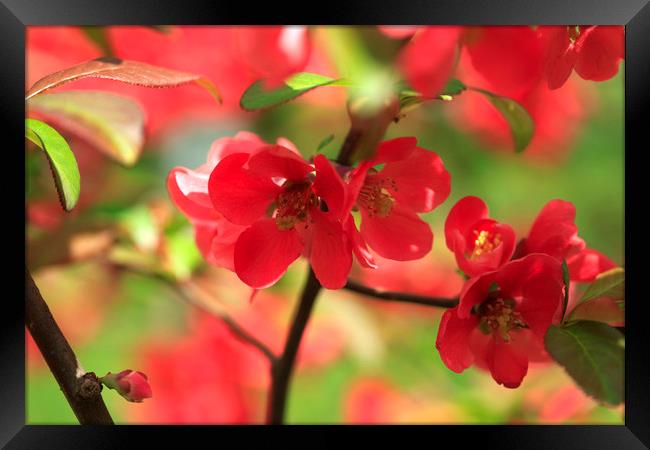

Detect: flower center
[357,173,396,218]
[471,229,502,258]
[476,296,526,341]
[274,181,317,230]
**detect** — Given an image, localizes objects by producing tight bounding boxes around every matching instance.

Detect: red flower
[521,199,616,282]
[232,26,311,86]
[208,145,351,289]
[167,132,280,271]
[130,315,262,423]
[445,196,516,277]
[398,26,462,97]
[540,26,624,90]
[436,253,564,388]
[464,26,545,98]
[448,46,588,160]
[345,137,451,263]
[101,369,152,403]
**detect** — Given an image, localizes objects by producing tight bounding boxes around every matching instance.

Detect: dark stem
[25,268,114,425]
[336,128,362,166]
[344,280,459,308]
[267,268,322,424]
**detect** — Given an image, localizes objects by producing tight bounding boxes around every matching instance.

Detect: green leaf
[441,78,467,96]
[25,119,80,211]
[316,134,335,152]
[397,79,467,114]
[29,91,145,166]
[545,321,624,405]
[240,72,347,111]
[579,267,624,304]
[470,87,535,153]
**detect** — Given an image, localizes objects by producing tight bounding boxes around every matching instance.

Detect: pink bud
[100,370,152,403]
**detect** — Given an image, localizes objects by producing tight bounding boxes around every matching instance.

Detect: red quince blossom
[398,27,462,97]
[130,315,261,423]
[449,46,588,160]
[521,199,616,282]
[232,26,311,86]
[540,26,624,90]
[208,145,351,289]
[436,253,564,388]
[464,26,545,98]
[445,196,516,277]
[345,137,451,263]
[167,132,287,271]
[101,369,152,402]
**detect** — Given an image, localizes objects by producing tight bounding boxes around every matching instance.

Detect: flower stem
[267,268,321,424]
[25,268,114,425]
[344,279,459,308]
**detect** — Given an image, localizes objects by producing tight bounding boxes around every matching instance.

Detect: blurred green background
[26,26,623,424]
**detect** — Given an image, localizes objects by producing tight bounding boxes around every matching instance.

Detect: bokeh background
[26,26,624,424]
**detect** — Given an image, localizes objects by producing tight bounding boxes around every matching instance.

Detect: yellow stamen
[472,230,502,258]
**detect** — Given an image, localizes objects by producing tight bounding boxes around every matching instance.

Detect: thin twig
[170,281,278,363]
[117,266,277,363]
[25,268,114,425]
[267,268,322,424]
[344,279,459,308]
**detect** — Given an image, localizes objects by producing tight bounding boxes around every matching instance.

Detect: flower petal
[566,248,617,282]
[524,199,585,260]
[208,153,281,225]
[246,145,312,181]
[540,26,579,90]
[313,155,346,219]
[207,132,267,166]
[575,26,624,82]
[466,26,544,97]
[233,219,303,288]
[167,167,218,222]
[344,218,377,269]
[519,273,564,338]
[457,270,499,319]
[445,196,489,252]
[436,308,478,373]
[399,26,461,97]
[360,204,432,261]
[308,209,352,289]
[485,335,529,388]
[342,161,372,220]
[378,147,451,213]
[454,221,516,277]
[370,137,417,165]
[495,253,563,299]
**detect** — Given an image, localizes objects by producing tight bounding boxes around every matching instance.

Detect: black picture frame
[6,0,649,447]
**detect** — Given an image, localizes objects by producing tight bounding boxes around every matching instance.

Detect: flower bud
[100,370,152,403]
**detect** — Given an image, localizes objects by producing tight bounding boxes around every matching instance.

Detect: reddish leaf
[25,57,221,103]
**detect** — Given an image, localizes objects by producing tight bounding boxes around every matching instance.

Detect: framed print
[4,0,649,447]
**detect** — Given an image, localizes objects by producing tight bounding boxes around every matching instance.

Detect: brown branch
[344,280,459,309]
[25,268,114,425]
[267,268,322,424]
